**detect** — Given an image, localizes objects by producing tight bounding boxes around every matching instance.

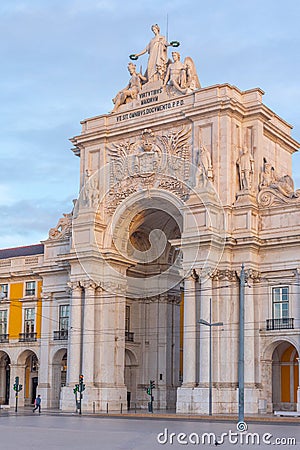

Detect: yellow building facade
[0,245,45,406]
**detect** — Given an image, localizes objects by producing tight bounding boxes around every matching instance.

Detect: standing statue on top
[131,24,170,83]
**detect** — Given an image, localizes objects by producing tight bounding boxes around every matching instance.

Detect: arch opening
[272,342,299,411]
[0,351,10,405]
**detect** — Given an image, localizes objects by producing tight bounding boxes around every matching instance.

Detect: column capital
[41,291,52,300]
[185,269,199,282]
[81,280,102,291]
[67,280,83,291]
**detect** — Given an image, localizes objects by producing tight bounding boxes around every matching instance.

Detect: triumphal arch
[39,25,300,414]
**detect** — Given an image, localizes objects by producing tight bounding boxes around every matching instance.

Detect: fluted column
[67,281,83,384]
[82,281,100,385]
[199,274,211,384]
[37,292,52,406]
[182,274,197,387]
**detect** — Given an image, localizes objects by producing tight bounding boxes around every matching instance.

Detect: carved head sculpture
[141,129,154,152]
[151,24,160,35]
[172,51,180,61]
[127,62,136,75]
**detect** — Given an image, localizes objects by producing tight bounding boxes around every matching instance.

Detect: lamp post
[238,264,245,423]
[198,298,223,416]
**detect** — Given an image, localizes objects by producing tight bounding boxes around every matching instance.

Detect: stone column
[114,289,126,387]
[182,274,197,387]
[295,269,300,330]
[82,281,99,385]
[94,282,127,411]
[37,293,51,407]
[67,281,83,385]
[261,358,273,413]
[244,278,255,376]
[199,274,211,384]
[297,358,300,412]
[9,364,26,408]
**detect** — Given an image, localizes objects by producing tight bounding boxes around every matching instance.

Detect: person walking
[33,394,41,413]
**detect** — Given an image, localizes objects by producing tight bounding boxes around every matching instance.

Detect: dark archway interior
[127,208,181,277]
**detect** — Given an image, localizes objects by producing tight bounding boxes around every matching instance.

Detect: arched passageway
[52,349,68,408]
[0,351,10,405]
[17,350,39,405]
[272,342,299,411]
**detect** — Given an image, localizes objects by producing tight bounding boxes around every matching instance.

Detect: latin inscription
[116,99,184,122]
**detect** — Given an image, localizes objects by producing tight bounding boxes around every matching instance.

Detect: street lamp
[238,264,246,424]
[198,297,223,416]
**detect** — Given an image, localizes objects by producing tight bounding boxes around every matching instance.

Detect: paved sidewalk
[1,406,300,424]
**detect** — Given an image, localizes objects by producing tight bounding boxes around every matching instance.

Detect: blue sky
[0,0,300,248]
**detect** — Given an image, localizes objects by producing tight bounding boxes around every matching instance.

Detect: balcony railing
[53,330,68,340]
[19,332,37,342]
[125,331,134,342]
[266,318,294,331]
[0,333,9,343]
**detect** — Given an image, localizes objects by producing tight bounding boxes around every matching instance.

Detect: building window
[0,284,8,300]
[59,305,69,332]
[125,305,130,333]
[125,305,134,342]
[272,287,289,319]
[0,310,8,335]
[25,281,36,296]
[24,308,35,333]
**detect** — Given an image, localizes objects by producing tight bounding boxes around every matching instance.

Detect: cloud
[0,197,74,248]
[0,0,300,247]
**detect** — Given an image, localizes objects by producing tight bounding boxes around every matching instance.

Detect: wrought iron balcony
[0,333,9,343]
[19,332,37,342]
[266,318,294,331]
[125,331,134,342]
[53,330,68,340]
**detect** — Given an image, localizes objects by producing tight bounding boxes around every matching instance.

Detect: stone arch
[103,189,184,299]
[104,188,184,247]
[124,348,139,410]
[262,337,300,361]
[0,351,11,405]
[51,348,68,409]
[17,349,39,406]
[261,338,299,412]
[272,341,299,411]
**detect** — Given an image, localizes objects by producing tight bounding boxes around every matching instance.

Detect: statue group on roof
[112,24,201,112]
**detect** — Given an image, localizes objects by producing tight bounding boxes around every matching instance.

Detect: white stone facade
[1,31,300,414]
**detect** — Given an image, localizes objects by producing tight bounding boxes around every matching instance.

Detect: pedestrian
[33,394,41,413]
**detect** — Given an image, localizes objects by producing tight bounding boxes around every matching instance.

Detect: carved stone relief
[106,127,192,214]
[48,212,72,240]
[236,147,254,192]
[195,143,213,188]
[82,170,99,209]
[257,158,300,206]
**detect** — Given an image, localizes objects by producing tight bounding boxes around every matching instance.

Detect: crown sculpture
[112,24,200,112]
